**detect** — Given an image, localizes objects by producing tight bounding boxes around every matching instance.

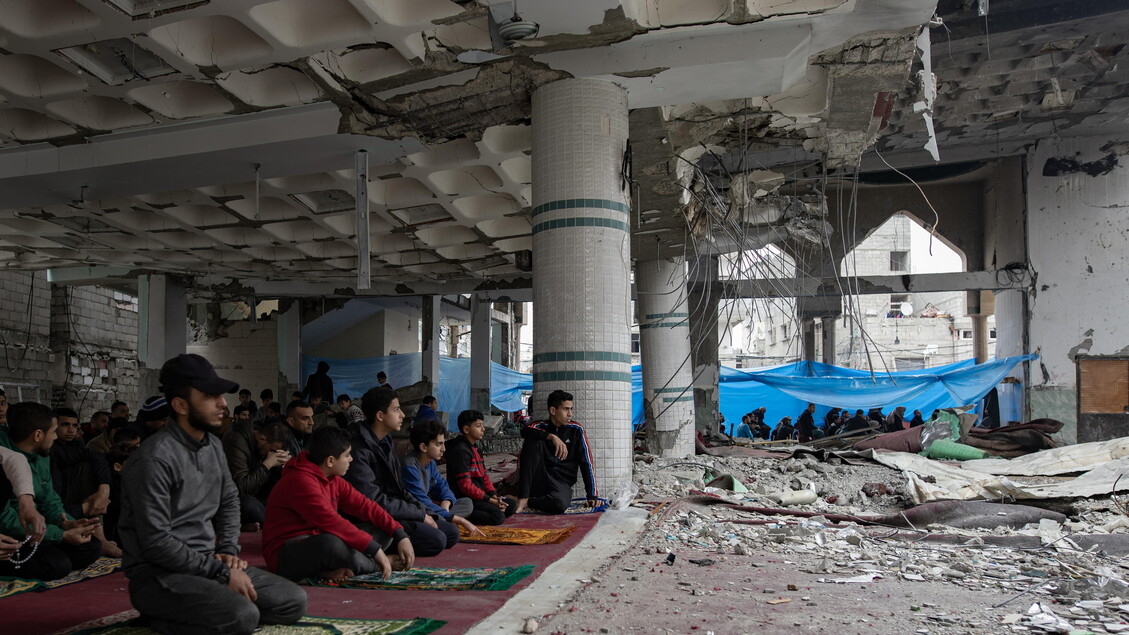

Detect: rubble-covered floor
[521,454,1129,634]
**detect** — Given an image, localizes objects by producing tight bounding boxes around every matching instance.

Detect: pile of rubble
[623,453,1129,633]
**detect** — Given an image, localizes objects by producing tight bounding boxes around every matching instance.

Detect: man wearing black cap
[119,354,306,634]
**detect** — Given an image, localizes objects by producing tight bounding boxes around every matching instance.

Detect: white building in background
[719,214,995,371]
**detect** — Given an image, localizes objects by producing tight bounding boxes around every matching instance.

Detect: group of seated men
[0,353,600,634]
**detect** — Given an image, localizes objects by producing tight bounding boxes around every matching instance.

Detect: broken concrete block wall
[49,284,141,413]
[0,270,53,403]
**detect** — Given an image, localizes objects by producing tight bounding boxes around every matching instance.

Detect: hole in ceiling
[388,203,452,226]
[290,189,355,214]
[102,0,208,17]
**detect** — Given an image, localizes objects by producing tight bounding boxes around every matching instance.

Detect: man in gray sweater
[119,354,306,635]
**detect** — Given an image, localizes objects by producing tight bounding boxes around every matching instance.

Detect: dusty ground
[530,453,1129,635]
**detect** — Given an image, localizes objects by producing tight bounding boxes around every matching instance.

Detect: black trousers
[465,497,517,526]
[129,567,306,635]
[517,440,573,515]
[357,516,460,558]
[0,536,102,581]
[276,534,377,581]
[239,495,266,526]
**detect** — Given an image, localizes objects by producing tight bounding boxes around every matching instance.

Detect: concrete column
[138,274,187,369]
[470,294,492,413]
[820,317,837,365]
[137,274,187,398]
[971,314,989,364]
[531,78,633,492]
[421,295,441,395]
[637,258,695,457]
[689,255,720,434]
[276,300,301,397]
[800,318,817,362]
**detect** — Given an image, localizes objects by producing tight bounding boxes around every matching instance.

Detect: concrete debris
[624,454,1129,629]
[522,617,539,633]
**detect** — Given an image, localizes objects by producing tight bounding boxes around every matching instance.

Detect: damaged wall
[50,285,141,414]
[1026,135,1129,442]
[187,319,280,405]
[0,271,52,403]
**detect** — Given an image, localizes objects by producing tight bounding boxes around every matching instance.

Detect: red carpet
[5,512,600,635]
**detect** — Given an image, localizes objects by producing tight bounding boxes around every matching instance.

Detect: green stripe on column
[653,387,691,394]
[640,321,688,329]
[534,370,633,383]
[532,198,629,218]
[661,396,694,403]
[533,351,632,364]
[532,217,629,234]
[643,313,688,320]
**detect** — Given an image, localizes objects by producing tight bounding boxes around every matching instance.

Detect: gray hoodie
[118,421,240,581]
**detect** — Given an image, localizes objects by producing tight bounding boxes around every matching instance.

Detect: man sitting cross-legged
[51,407,122,557]
[446,411,517,525]
[345,387,460,557]
[513,391,599,515]
[222,419,292,532]
[263,426,414,582]
[401,419,483,534]
[119,354,306,635]
[0,402,101,580]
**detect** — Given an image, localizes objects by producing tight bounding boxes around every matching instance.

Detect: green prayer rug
[306,565,534,591]
[71,615,444,635]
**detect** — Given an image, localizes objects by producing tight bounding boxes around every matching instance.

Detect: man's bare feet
[101,539,123,558]
[241,522,261,532]
[319,568,355,582]
[387,554,407,571]
[513,498,529,514]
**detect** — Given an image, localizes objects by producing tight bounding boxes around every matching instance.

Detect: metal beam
[715,269,1033,298]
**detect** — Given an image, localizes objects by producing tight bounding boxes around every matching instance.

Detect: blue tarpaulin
[302,353,1034,434]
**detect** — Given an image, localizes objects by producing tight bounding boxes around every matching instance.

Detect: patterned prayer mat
[45,557,122,589]
[306,565,534,591]
[457,524,575,545]
[0,577,42,600]
[68,613,444,635]
[0,556,120,599]
[520,497,609,515]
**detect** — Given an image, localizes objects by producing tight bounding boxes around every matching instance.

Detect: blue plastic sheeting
[716,354,1036,435]
[304,352,1035,437]
[301,354,527,430]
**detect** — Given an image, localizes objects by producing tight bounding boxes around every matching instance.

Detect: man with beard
[119,354,306,634]
[0,402,100,580]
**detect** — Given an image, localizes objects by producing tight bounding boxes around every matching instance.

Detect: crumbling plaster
[1026,135,1129,397]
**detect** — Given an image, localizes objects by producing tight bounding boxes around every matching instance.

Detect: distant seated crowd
[0,354,600,634]
[730,403,929,443]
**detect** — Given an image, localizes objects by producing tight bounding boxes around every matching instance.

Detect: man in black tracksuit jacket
[513,390,598,515]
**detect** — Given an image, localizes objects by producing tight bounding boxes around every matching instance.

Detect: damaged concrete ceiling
[0,0,957,294]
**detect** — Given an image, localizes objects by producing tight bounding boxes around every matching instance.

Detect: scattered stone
[522,617,539,633]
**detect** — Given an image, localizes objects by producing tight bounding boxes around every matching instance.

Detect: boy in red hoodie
[263,426,415,582]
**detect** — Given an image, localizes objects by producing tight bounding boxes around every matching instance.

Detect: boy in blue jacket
[401,419,481,536]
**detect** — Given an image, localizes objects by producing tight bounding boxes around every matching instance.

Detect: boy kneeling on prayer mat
[401,418,482,534]
[263,426,415,582]
[446,410,517,525]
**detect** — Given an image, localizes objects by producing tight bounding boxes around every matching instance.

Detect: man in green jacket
[0,402,100,580]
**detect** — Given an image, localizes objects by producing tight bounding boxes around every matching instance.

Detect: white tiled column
[531,78,632,493]
[637,258,695,457]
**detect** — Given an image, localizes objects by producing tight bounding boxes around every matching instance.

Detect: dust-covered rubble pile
[631,453,1129,633]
